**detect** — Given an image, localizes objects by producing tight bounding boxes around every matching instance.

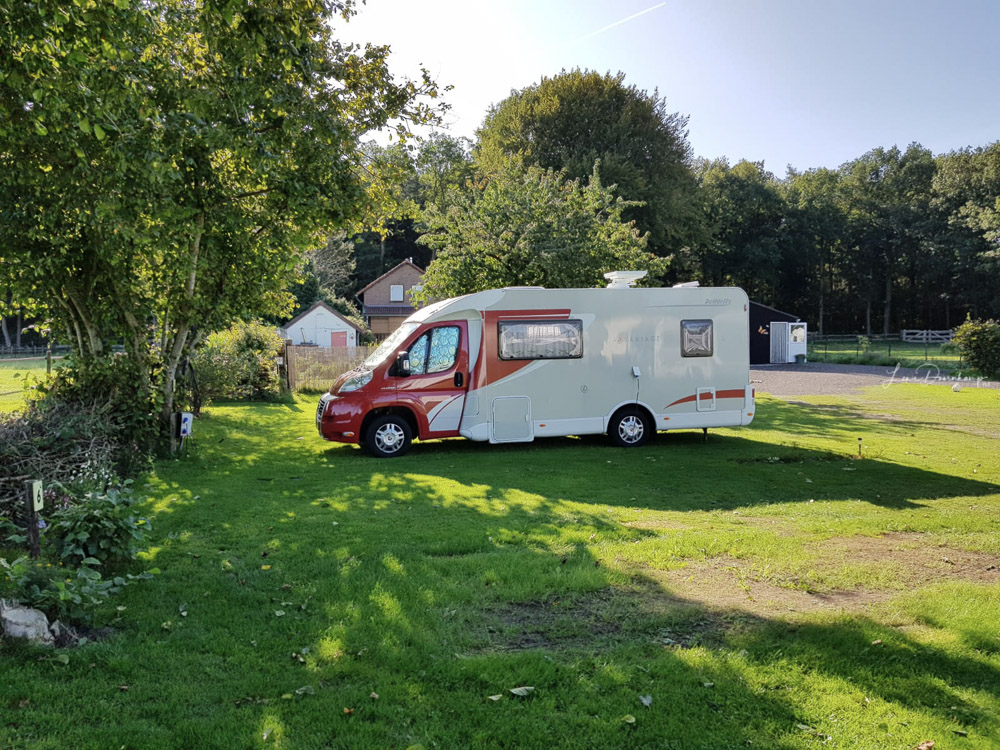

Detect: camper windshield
[362,322,421,369]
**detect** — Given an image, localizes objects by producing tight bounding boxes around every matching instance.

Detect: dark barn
[749,302,801,365]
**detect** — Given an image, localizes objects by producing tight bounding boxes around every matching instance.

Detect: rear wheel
[608,407,652,448]
[364,414,413,458]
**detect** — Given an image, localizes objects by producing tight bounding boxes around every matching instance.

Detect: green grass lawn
[807,339,962,368]
[2,385,999,748]
[0,359,53,413]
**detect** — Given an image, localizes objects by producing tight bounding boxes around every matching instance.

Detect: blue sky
[339,0,1000,174]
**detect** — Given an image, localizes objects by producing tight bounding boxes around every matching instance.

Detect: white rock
[1,605,55,646]
[952,383,962,392]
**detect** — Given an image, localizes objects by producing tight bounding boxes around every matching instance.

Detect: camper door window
[681,320,714,357]
[498,320,583,360]
[408,326,461,375]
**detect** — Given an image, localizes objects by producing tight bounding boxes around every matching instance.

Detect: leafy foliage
[0,0,443,447]
[1,555,152,623]
[46,486,151,570]
[189,321,285,407]
[416,163,664,299]
[953,318,1000,377]
[475,69,701,256]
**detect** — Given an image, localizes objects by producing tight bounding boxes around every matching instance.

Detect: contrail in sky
[575,2,667,43]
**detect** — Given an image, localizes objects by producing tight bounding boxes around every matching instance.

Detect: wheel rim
[375,422,406,453]
[618,415,644,444]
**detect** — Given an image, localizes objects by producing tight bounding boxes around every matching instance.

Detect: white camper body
[401,284,755,444]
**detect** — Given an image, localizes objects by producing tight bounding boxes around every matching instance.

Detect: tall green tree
[781,168,847,334]
[0,1,442,430]
[475,69,702,258]
[692,159,785,299]
[416,163,663,299]
[840,145,936,334]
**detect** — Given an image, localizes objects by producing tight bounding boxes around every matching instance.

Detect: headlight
[338,370,373,393]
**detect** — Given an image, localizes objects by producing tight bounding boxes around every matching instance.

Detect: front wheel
[608,407,652,448]
[364,414,413,458]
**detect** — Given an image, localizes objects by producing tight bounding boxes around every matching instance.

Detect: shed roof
[283,301,364,333]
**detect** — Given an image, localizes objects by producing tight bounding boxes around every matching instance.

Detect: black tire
[364,414,413,458]
[608,407,652,448]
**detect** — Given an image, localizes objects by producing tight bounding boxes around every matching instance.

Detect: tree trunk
[865,296,872,335]
[818,290,825,336]
[161,212,205,437]
[0,316,10,348]
[15,309,22,347]
[379,236,386,272]
[883,274,892,335]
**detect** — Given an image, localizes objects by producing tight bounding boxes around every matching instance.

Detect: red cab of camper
[316,318,471,457]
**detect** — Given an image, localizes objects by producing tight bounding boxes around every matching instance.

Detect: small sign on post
[24,480,42,559]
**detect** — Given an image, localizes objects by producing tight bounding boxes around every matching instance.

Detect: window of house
[498,320,583,360]
[681,319,713,357]
[408,326,460,374]
[390,284,404,302]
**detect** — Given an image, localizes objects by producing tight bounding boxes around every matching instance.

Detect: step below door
[490,397,533,443]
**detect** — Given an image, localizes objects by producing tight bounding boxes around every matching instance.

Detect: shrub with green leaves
[953,318,1000,377]
[1,556,153,623]
[46,486,151,570]
[189,320,285,407]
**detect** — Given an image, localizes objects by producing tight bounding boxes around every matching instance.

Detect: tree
[840,145,936,334]
[474,69,703,257]
[416,163,664,300]
[691,159,785,299]
[0,1,442,437]
[781,168,847,334]
[932,144,1000,321]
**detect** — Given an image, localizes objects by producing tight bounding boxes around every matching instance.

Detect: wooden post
[24,480,42,559]
[46,342,52,374]
[170,412,179,456]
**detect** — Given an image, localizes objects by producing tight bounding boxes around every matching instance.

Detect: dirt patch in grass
[825,532,1000,585]
[643,532,999,620]
[475,533,999,653]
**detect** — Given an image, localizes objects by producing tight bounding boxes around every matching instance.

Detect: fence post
[24,480,42,559]
[285,341,296,391]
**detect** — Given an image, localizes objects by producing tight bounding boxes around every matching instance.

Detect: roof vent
[672,281,700,288]
[604,270,647,288]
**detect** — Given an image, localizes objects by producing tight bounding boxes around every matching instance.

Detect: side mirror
[396,352,411,376]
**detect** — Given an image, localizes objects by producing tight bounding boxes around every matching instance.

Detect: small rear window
[681,319,713,357]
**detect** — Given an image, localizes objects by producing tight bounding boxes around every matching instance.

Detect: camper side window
[681,319,713,357]
[498,320,583,360]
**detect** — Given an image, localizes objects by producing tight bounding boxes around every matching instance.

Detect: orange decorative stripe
[664,389,746,409]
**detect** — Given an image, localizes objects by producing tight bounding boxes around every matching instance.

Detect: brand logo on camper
[704,298,730,305]
[614,334,661,344]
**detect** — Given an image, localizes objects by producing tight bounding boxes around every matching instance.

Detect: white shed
[281,301,364,347]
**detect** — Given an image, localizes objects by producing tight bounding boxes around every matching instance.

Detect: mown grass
[1,384,998,748]
[0,359,54,413]
[807,340,961,369]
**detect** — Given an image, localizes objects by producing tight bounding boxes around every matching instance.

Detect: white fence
[901,329,954,343]
[286,345,376,392]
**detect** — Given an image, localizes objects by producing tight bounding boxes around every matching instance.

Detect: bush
[0,401,122,521]
[46,486,151,570]
[31,353,159,473]
[953,318,1000,378]
[0,556,153,623]
[189,320,285,407]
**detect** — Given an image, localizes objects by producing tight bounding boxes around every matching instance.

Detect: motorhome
[316,272,755,457]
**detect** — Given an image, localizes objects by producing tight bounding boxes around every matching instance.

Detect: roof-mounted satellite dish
[604,270,648,288]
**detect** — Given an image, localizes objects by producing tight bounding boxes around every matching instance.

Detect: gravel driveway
[750,362,1000,397]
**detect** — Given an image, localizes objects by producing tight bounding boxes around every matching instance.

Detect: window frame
[680,319,714,358]
[407,325,461,375]
[497,319,584,361]
[389,284,405,302]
